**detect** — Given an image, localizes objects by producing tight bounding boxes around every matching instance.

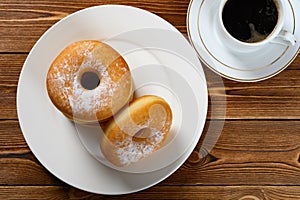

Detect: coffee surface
[222,0,278,43]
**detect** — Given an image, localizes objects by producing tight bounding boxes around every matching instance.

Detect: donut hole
[133,128,151,142]
[80,71,100,90]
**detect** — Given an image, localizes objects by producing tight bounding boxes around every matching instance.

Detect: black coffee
[222,0,278,43]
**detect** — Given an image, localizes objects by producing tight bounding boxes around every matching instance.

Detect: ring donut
[46,40,133,124]
[100,95,173,167]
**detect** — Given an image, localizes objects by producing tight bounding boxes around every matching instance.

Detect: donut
[46,40,133,124]
[100,95,173,167]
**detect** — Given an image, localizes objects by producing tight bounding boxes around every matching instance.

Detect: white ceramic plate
[188,0,300,82]
[17,5,207,194]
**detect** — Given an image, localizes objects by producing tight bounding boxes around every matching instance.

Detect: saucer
[187,0,300,82]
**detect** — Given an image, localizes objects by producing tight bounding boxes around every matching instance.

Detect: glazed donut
[46,40,133,124]
[100,95,173,167]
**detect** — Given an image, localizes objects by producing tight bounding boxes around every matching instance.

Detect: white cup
[218,0,297,53]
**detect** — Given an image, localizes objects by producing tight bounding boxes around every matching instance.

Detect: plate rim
[17,4,208,194]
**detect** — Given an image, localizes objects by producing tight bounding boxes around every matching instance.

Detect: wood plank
[0,54,25,85]
[0,120,28,153]
[1,186,300,199]
[0,0,188,52]
[205,56,300,119]
[0,186,69,199]
[2,120,300,186]
[0,158,63,186]
[0,54,24,119]
[205,53,300,118]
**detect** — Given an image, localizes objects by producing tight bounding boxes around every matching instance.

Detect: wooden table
[1,0,300,199]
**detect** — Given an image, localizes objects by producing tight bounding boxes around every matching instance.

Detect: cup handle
[271,30,297,46]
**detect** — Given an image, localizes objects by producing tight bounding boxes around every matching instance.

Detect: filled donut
[100,95,173,167]
[46,40,133,124]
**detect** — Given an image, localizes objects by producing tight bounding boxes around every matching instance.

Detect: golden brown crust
[100,95,172,167]
[46,40,133,124]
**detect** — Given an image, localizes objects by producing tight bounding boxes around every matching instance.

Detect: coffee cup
[218,0,297,53]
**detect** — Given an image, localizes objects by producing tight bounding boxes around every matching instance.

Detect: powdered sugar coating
[115,128,165,166]
[101,96,173,167]
[46,40,133,122]
[68,51,118,119]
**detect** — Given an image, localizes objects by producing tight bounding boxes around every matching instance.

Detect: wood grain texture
[0,54,24,119]
[0,0,189,52]
[1,186,300,199]
[0,120,27,153]
[205,56,300,120]
[1,0,300,198]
